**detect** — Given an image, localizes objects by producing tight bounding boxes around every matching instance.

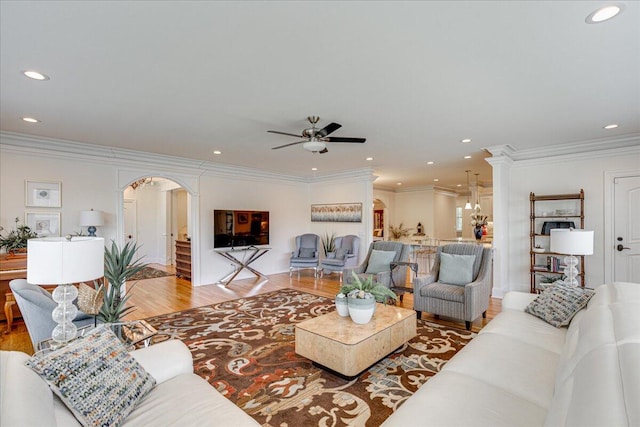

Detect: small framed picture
[25,212,61,237]
[25,180,62,208]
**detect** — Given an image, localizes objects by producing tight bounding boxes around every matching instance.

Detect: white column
[485,146,514,298]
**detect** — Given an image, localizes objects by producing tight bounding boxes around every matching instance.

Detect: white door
[614,175,640,282]
[123,199,137,244]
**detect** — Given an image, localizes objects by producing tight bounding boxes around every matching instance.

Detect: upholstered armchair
[343,241,411,297]
[413,244,493,330]
[289,233,320,277]
[319,235,360,281]
[9,279,96,349]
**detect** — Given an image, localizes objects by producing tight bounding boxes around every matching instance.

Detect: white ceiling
[1,1,639,191]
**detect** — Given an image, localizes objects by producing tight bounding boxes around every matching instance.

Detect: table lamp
[27,236,104,344]
[79,209,104,237]
[550,228,593,287]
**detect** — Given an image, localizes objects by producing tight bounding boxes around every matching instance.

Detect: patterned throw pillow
[26,325,156,427]
[525,284,595,327]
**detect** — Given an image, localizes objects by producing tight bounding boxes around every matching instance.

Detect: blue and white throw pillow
[26,325,156,427]
[525,284,595,327]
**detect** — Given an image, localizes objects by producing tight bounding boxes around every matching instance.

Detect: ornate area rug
[128,266,173,281]
[146,289,475,427]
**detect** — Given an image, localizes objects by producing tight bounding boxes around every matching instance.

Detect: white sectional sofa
[383,282,640,426]
[0,340,260,427]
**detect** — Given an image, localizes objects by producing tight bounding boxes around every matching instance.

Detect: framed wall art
[25,180,62,208]
[311,203,363,223]
[25,212,61,237]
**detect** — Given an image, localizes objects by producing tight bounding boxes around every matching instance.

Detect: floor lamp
[27,236,104,345]
[550,228,593,287]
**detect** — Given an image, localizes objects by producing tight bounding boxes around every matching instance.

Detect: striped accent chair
[343,241,411,297]
[413,244,493,330]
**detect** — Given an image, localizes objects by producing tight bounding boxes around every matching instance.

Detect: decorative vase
[335,294,350,317]
[347,295,376,324]
[473,225,483,241]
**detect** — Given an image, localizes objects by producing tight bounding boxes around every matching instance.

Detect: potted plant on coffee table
[340,272,398,324]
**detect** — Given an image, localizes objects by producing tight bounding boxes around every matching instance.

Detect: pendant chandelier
[474,173,481,210]
[464,170,472,210]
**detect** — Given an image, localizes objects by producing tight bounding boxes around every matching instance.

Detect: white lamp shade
[27,237,104,284]
[79,210,104,227]
[550,229,594,255]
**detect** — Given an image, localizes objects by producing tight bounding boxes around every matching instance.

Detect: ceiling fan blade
[325,137,366,143]
[315,122,342,137]
[267,130,304,138]
[272,140,307,150]
[319,148,329,154]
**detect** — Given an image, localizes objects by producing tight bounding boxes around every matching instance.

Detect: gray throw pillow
[335,247,348,260]
[365,249,397,274]
[525,284,595,327]
[299,248,315,258]
[438,252,476,286]
[26,325,156,427]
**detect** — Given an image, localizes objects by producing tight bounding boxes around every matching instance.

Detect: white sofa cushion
[545,282,640,426]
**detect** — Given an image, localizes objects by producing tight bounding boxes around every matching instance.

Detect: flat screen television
[213,210,270,248]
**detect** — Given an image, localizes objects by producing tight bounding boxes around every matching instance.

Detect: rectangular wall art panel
[311,203,362,223]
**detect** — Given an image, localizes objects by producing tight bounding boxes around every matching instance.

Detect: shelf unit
[175,240,191,281]
[529,189,585,293]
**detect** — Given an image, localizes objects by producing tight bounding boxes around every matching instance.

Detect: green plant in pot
[321,232,336,257]
[340,272,398,324]
[98,240,148,324]
[0,217,37,255]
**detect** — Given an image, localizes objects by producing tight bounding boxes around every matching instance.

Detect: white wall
[1,135,373,286]
[503,149,640,293]
[1,151,118,242]
[433,189,458,239]
[309,171,376,264]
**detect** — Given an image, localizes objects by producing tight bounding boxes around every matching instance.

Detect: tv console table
[214,246,270,287]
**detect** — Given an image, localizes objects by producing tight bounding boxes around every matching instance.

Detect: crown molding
[0,131,309,184]
[486,134,640,162]
[310,168,377,184]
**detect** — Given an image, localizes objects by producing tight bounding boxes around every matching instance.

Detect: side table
[214,246,270,286]
[389,261,419,294]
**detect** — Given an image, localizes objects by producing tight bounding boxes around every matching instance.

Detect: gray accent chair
[343,241,411,298]
[289,233,320,277]
[9,279,96,349]
[319,235,360,282]
[413,244,493,330]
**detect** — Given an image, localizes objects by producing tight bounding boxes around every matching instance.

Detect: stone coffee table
[295,304,417,378]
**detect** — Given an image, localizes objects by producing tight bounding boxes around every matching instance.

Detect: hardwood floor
[0,264,501,355]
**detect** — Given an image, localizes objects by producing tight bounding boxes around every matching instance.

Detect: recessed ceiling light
[586,4,624,24]
[311,167,318,171]
[461,138,472,143]
[366,157,373,161]
[464,155,472,159]
[22,70,50,81]
[213,150,222,155]
[396,182,402,186]
[427,161,434,165]
[433,178,439,182]
[603,124,619,130]
[457,184,462,187]
[22,117,40,123]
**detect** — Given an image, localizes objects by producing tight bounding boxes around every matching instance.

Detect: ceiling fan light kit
[268,116,365,154]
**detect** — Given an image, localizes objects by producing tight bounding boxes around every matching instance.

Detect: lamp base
[51,283,79,344]
[561,255,579,287]
[87,226,97,237]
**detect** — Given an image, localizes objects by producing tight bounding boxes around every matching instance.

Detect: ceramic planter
[335,294,350,317]
[347,295,376,324]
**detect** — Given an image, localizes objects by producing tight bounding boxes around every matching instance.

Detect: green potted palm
[0,217,37,257]
[98,240,148,324]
